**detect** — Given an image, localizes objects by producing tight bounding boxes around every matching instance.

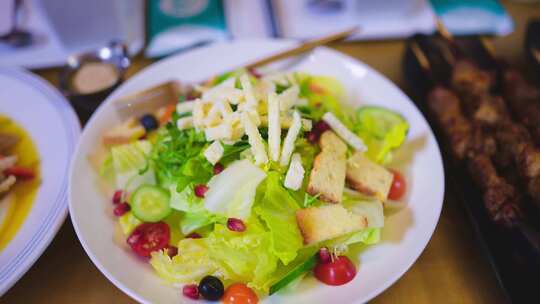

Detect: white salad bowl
[69,40,444,303]
[0,67,80,295]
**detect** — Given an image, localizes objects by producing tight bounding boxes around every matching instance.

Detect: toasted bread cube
[306,132,347,204]
[346,152,393,201]
[103,118,145,145]
[296,204,368,245]
[319,131,347,155]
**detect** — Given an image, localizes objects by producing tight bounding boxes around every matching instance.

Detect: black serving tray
[402,35,540,304]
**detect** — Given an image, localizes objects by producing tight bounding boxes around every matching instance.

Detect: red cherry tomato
[314,256,356,286]
[388,170,406,201]
[126,222,170,258]
[4,166,35,180]
[223,283,258,304]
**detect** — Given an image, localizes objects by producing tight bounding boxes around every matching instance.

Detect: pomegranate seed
[194,184,208,198]
[165,245,178,257]
[314,121,331,133]
[318,247,331,263]
[186,232,201,239]
[306,131,319,144]
[213,163,224,175]
[112,190,123,205]
[183,284,200,300]
[227,218,246,232]
[113,202,130,216]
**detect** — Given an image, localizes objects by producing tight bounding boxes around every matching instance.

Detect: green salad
[96,70,409,302]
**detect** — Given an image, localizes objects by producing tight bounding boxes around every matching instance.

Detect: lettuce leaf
[151,125,211,189]
[111,140,155,192]
[204,160,266,220]
[150,238,218,283]
[169,184,222,234]
[118,212,142,235]
[254,172,303,265]
[206,219,278,292]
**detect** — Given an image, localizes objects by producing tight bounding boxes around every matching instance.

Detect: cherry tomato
[223,283,259,304]
[4,166,35,180]
[388,170,406,201]
[314,256,356,286]
[126,222,170,258]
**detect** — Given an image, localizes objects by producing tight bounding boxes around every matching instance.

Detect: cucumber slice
[356,106,407,140]
[131,185,171,222]
[269,255,317,295]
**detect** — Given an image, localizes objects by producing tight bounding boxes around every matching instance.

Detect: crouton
[296,204,368,245]
[319,130,347,155]
[103,118,145,145]
[306,131,347,203]
[346,151,393,201]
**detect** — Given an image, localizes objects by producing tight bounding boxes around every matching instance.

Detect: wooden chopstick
[245,27,359,70]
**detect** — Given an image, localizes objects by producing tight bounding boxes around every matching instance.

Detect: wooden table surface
[2,2,539,303]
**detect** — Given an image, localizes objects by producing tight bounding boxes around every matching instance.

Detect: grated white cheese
[240,74,257,108]
[267,92,281,162]
[176,101,195,114]
[204,141,224,165]
[241,111,268,165]
[279,111,302,166]
[302,118,312,131]
[203,105,222,127]
[322,112,367,151]
[176,117,193,130]
[205,123,232,141]
[284,153,305,191]
[278,85,300,112]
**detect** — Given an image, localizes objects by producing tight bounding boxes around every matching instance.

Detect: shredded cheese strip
[284,153,305,190]
[260,115,312,131]
[278,85,300,112]
[322,112,367,151]
[240,74,257,108]
[176,101,195,114]
[205,124,232,141]
[177,117,193,130]
[280,111,302,166]
[204,141,224,165]
[241,111,268,165]
[267,92,281,162]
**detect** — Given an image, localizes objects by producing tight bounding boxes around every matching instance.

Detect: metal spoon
[0,0,33,48]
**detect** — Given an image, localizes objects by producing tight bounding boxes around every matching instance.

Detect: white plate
[0,67,80,295]
[69,40,444,304]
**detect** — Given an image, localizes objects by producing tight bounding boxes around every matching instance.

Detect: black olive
[198,275,224,301]
[139,114,158,132]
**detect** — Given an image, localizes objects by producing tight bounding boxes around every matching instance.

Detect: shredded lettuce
[297,75,356,129]
[203,160,266,220]
[150,238,218,283]
[151,218,279,293]
[118,212,142,235]
[354,107,409,164]
[111,140,155,192]
[151,124,211,189]
[254,172,303,265]
[169,184,222,234]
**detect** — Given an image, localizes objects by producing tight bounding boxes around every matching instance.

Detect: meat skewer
[446,45,540,210]
[426,86,521,226]
[410,40,523,226]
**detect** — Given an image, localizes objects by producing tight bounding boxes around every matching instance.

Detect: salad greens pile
[98,70,409,295]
